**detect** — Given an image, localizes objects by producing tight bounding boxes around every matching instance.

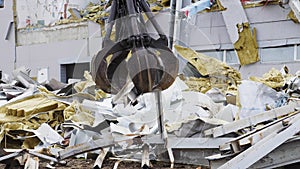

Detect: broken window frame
[260,45,295,63]
[60,62,90,83]
[0,0,3,8]
[196,49,240,65]
[198,50,223,61]
[224,50,239,65]
[196,44,300,65]
[296,44,300,61]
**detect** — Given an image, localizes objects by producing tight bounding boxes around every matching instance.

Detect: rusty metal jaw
[91,0,179,95]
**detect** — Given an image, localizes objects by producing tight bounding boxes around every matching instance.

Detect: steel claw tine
[127,46,178,94]
[92,49,111,93]
[107,50,130,93]
[92,39,132,93]
[153,47,179,91]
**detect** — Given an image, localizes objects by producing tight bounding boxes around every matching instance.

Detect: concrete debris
[216,104,239,122]
[286,72,300,97]
[34,123,64,145]
[55,0,171,27]
[1,0,299,168]
[2,62,300,168]
[238,80,288,119]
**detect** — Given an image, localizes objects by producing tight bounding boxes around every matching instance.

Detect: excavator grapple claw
[91,0,178,95]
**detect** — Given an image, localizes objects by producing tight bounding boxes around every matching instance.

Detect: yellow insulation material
[234,22,260,65]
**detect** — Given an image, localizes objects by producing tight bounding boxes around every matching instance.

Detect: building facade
[1,0,300,82]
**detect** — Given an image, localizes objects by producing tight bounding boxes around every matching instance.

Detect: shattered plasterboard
[238,80,286,119]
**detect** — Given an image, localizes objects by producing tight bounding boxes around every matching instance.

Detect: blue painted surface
[181,0,212,18]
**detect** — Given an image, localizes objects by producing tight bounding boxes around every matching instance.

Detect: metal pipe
[104,0,117,43]
[13,0,17,69]
[172,0,182,52]
[168,0,176,49]
[155,90,164,139]
[126,0,140,36]
[140,0,166,37]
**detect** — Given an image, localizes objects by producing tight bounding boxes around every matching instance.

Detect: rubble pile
[54,0,286,27]
[1,49,300,168]
[56,0,171,26]
[56,2,109,25]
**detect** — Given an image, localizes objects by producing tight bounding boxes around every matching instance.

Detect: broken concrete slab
[238,80,287,119]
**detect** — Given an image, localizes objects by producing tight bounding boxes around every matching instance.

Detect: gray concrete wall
[153,5,300,50]
[0,0,15,75]
[3,2,300,81]
[16,39,88,80]
[149,5,300,79]
[17,22,89,46]
[15,21,102,80]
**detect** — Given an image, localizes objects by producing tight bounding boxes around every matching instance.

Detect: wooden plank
[143,134,232,149]
[204,102,298,137]
[93,148,109,169]
[167,148,174,168]
[218,113,300,169]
